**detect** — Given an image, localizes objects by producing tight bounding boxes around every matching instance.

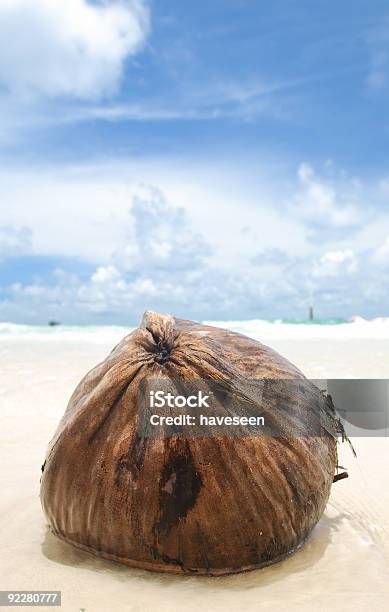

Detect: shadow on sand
[41,507,346,591]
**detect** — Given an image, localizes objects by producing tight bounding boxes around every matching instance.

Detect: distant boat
[48,320,61,327]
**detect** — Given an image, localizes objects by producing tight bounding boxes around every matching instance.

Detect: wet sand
[1,336,388,612]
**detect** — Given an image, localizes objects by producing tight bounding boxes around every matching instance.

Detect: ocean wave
[0,323,134,343]
[1,316,389,341]
[203,316,389,340]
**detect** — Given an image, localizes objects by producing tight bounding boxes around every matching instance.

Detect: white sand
[1,331,389,612]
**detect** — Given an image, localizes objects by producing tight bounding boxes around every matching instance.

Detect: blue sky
[0,0,389,324]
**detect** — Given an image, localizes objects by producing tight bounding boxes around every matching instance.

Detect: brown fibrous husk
[40,311,349,576]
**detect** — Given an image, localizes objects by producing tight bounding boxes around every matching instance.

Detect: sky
[1,0,389,324]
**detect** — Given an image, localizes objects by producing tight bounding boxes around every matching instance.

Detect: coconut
[40,310,348,576]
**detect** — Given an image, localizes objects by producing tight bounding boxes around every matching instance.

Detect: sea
[1,316,389,342]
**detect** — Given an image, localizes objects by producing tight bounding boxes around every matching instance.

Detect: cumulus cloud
[290,163,364,239]
[0,0,150,100]
[91,265,122,284]
[0,191,219,322]
[0,188,310,322]
[113,189,211,275]
[2,163,389,322]
[313,249,358,278]
[80,190,214,316]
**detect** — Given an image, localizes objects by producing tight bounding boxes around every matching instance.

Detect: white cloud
[0,0,150,100]
[112,189,211,276]
[91,265,121,283]
[313,249,357,277]
[371,237,389,265]
[0,158,309,270]
[0,190,216,319]
[321,249,355,264]
[0,225,32,256]
[58,75,301,125]
[0,190,273,322]
[2,159,389,322]
[291,163,362,232]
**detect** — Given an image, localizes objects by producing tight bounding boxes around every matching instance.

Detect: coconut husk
[40,311,350,576]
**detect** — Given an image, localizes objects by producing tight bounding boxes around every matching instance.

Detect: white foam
[0,323,133,343]
[2,317,389,342]
[203,317,389,340]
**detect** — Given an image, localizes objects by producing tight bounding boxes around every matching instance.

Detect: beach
[1,321,389,612]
